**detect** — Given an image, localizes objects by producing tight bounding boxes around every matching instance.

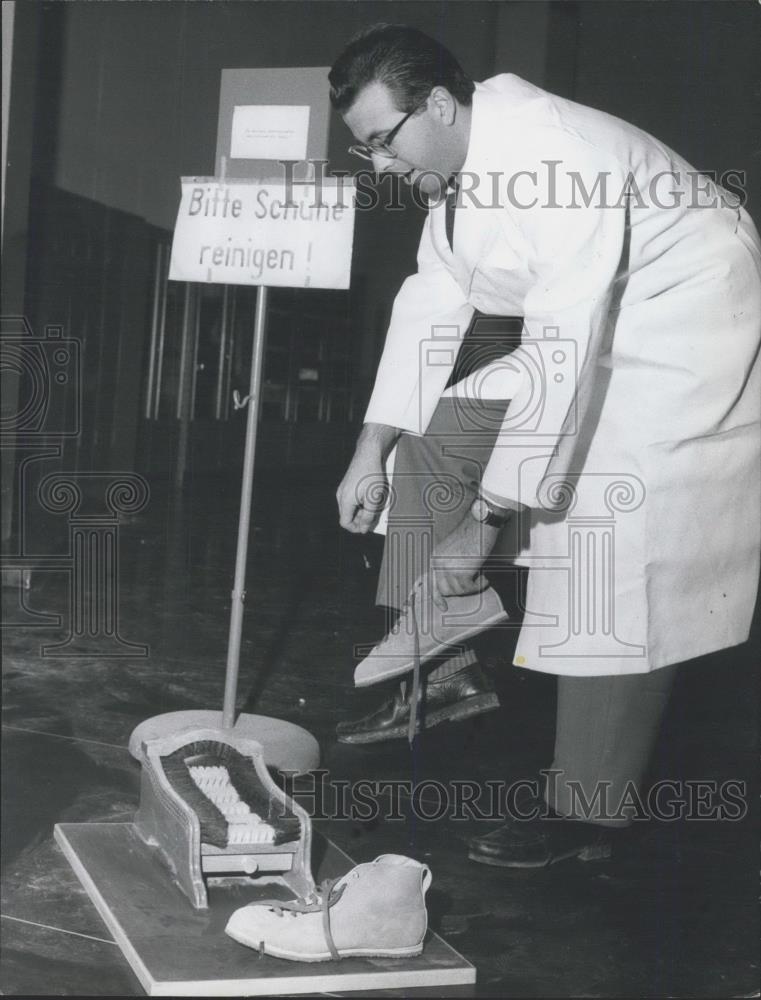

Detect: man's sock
[425,647,477,684]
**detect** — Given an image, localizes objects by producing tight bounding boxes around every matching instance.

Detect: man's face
[343,81,452,200]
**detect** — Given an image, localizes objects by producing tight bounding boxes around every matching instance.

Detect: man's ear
[429,86,457,126]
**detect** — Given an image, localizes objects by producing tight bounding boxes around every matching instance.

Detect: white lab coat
[365,75,761,676]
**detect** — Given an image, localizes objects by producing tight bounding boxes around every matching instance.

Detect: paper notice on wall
[230,105,310,161]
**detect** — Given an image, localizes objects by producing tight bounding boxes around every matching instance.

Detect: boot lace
[374,582,426,744]
[254,873,357,960]
[378,598,413,644]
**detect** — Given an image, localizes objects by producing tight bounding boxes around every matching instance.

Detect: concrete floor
[2,475,759,997]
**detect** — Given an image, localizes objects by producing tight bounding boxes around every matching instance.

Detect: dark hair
[329,23,475,114]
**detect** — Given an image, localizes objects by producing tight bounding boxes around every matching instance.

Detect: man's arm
[430,145,627,600]
[336,422,401,534]
[337,213,472,534]
[363,213,474,435]
[480,145,627,510]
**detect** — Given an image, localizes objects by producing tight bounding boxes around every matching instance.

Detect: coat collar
[427,79,514,284]
[427,76,544,288]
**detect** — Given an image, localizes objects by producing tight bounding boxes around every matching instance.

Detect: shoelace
[376,581,426,744]
[377,597,414,644]
[253,876,349,960]
[407,586,422,745]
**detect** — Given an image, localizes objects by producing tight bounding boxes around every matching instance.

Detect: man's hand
[425,512,502,610]
[336,423,401,534]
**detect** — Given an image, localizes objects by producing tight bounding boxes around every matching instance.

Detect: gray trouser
[549,666,678,826]
[377,396,677,826]
[377,397,518,609]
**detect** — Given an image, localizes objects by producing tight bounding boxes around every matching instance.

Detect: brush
[161,740,302,849]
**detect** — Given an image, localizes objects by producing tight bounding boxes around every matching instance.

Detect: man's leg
[468,664,679,865]
[548,665,679,825]
[337,397,511,744]
[377,403,490,685]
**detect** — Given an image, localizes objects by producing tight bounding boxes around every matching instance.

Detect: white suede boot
[225,854,432,962]
[354,585,508,688]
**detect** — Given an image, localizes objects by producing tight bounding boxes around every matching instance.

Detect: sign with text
[168,178,356,289]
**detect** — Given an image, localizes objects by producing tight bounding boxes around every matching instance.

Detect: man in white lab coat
[330,25,761,866]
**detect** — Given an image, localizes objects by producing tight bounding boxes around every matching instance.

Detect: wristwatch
[470,495,512,527]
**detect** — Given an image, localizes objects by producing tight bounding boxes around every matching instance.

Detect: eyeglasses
[348,100,427,161]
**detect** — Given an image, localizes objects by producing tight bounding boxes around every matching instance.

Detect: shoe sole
[337,692,500,744]
[467,841,612,869]
[355,610,510,688]
[226,925,424,961]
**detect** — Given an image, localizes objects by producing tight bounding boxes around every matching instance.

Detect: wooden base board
[54,823,476,997]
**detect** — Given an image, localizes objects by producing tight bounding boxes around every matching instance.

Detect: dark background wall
[571,2,760,212]
[47,1,554,393]
[49,2,761,228]
[3,0,759,497]
[51,1,507,230]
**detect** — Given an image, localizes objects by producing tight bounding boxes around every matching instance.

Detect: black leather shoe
[336,663,499,744]
[468,799,614,868]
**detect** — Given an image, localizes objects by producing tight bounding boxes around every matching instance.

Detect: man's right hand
[336,423,401,534]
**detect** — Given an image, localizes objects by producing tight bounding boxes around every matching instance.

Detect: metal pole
[189,285,201,418]
[222,284,268,728]
[153,244,169,419]
[144,243,163,420]
[214,286,230,421]
[175,283,196,489]
[174,284,193,489]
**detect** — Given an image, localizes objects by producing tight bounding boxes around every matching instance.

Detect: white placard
[230,105,310,161]
[168,179,355,289]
